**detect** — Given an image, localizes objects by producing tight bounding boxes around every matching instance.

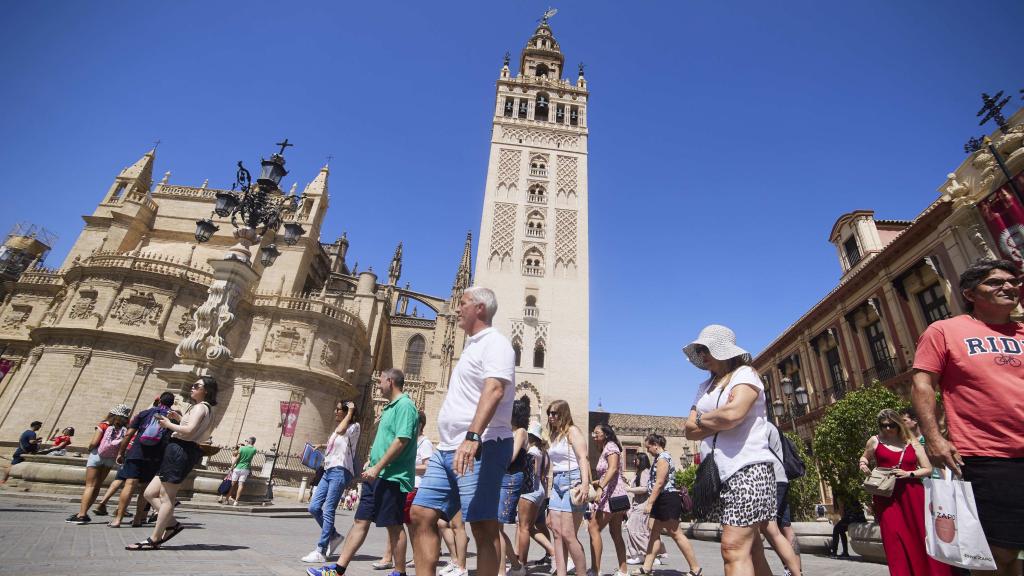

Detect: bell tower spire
[388,242,403,285]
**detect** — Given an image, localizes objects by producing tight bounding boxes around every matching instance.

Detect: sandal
[125,538,160,551]
[158,522,185,545]
[686,570,703,576]
[106,522,120,528]
[371,561,394,570]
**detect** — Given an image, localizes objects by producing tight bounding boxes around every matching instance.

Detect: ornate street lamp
[781,376,794,396]
[772,399,785,420]
[193,139,306,264]
[794,386,810,408]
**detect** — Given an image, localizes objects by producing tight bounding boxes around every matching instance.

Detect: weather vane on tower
[540,7,558,24]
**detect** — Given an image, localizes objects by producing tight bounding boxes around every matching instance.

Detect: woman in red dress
[859,409,953,576]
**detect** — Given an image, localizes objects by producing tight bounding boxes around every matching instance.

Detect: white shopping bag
[924,470,997,570]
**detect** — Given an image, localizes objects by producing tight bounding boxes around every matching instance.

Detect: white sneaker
[301,549,327,563]
[438,562,455,576]
[510,565,527,576]
[327,533,344,556]
[653,557,664,566]
[567,559,576,574]
[449,567,469,576]
[626,557,643,565]
[613,571,630,576]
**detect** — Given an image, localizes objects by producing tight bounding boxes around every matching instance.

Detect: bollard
[298,476,308,502]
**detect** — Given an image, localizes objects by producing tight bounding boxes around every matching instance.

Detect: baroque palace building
[752,107,1024,454]
[0,17,592,458]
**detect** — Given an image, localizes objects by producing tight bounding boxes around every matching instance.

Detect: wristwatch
[465,431,481,442]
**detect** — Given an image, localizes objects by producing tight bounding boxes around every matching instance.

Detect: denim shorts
[549,468,584,513]
[86,451,117,469]
[521,480,546,505]
[497,471,523,524]
[413,437,512,523]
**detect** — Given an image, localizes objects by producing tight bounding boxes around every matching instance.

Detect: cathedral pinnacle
[452,231,473,292]
[388,242,403,285]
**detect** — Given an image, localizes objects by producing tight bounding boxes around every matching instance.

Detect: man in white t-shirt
[410,286,515,576]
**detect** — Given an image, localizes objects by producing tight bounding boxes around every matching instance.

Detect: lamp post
[964,91,1023,204]
[773,377,810,435]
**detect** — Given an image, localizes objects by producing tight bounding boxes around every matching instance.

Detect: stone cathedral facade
[475,19,591,421]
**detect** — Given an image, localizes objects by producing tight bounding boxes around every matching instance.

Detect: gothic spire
[388,242,403,285]
[118,149,156,194]
[453,231,472,292]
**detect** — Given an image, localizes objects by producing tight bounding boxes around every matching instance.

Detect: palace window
[865,321,895,381]
[535,93,550,121]
[844,236,862,267]
[530,156,547,177]
[917,283,951,325]
[403,335,426,378]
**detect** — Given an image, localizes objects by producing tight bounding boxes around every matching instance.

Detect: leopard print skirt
[711,462,777,527]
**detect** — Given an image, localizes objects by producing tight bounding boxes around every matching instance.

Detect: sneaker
[232,499,240,506]
[567,559,576,574]
[146,512,158,524]
[627,557,643,565]
[302,549,328,563]
[306,566,344,576]
[532,555,552,567]
[438,562,455,576]
[510,565,527,576]
[613,571,630,576]
[783,570,792,576]
[653,558,664,566]
[327,533,344,556]
[449,568,469,576]
[93,504,108,516]
[65,514,90,525]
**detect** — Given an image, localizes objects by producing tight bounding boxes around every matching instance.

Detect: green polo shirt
[369,392,419,492]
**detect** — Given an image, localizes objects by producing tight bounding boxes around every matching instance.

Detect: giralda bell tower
[474,14,590,421]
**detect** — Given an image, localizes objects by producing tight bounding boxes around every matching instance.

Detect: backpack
[521,449,548,494]
[137,408,169,446]
[97,425,126,459]
[768,423,806,480]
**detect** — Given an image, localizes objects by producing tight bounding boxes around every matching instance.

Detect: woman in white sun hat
[683,325,801,576]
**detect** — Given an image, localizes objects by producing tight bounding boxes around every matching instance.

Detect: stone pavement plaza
[0,495,889,576]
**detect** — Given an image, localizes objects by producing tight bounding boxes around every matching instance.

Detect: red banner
[977,170,1024,269]
[279,401,301,438]
[0,359,12,379]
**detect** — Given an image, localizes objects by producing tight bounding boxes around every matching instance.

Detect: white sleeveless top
[694,366,774,482]
[549,435,579,473]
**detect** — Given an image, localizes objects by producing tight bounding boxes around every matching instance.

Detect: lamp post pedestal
[225,226,260,263]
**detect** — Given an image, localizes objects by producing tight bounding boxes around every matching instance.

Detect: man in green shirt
[314,368,418,576]
[226,437,257,505]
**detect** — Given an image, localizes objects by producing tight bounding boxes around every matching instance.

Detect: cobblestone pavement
[0,495,889,576]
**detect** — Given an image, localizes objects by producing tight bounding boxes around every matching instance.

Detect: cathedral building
[0,17,592,459]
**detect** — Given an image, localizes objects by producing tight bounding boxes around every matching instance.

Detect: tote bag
[862,440,906,498]
[691,386,726,519]
[924,470,997,571]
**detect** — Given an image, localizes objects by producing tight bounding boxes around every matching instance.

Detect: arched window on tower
[528,184,547,204]
[503,97,514,117]
[524,295,539,319]
[403,335,426,378]
[530,156,547,177]
[533,341,546,369]
[536,63,550,78]
[569,105,579,126]
[526,211,545,238]
[535,93,550,121]
[523,248,544,277]
[513,338,522,367]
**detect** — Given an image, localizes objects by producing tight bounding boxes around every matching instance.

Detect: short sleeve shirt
[235,445,257,469]
[414,436,433,488]
[369,393,419,492]
[693,366,774,482]
[436,327,516,450]
[596,442,628,503]
[18,430,37,453]
[325,423,361,473]
[912,315,1024,458]
[126,407,166,460]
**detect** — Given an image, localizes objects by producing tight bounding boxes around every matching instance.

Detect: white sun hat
[110,403,132,418]
[527,421,544,440]
[682,324,751,370]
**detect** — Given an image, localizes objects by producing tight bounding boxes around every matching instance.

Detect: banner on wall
[976,170,1024,269]
[279,401,301,438]
[0,359,12,379]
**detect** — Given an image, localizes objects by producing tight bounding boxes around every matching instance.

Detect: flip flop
[125,538,160,551]
[106,522,121,528]
[158,522,185,545]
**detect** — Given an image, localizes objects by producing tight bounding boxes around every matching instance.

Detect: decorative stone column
[156,257,259,396]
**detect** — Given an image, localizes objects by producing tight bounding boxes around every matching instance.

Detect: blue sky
[2,1,1021,416]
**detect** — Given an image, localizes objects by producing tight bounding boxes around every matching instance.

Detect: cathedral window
[403,335,426,378]
[569,106,579,126]
[528,184,547,204]
[533,342,546,368]
[535,93,550,121]
[518,99,528,119]
[503,97,514,117]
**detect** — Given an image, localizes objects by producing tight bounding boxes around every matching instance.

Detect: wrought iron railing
[862,357,898,384]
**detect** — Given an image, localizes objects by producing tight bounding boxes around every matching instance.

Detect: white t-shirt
[694,366,774,482]
[324,422,360,473]
[527,445,546,492]
[414,435,433,488]
[766,423,787,484]
[437,326,516,450]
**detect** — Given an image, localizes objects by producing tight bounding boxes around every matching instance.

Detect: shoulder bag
[862,440,908,498]
[691,384,727,519]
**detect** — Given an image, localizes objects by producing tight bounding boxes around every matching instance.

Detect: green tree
[812,383,908,507]
[674,463,697,492]
[783,431,822,521]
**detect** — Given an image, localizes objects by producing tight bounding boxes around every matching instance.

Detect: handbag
[691,385,727,519]
[608,494,630,513]
[861,440,907,498]
[924,469,997,570]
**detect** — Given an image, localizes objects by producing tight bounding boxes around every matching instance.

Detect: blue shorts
[413,437,513,523]
[498,471,523,524]
[549,469,585,513]
[355,478,406,527]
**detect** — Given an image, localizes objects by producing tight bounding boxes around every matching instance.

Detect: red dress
[872,442,953,576]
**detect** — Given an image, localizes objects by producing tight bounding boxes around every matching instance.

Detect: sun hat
[110,403,132,418]
[682,324,751,369]
[527,421,544,440]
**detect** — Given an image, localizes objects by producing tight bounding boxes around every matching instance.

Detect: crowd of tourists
[1,260,1022,576]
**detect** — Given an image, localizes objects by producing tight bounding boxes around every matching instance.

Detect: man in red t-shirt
[911,258,1024,573]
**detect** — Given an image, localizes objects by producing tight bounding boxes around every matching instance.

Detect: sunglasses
[879,422,898,430]
[191,383,203,389]
[546,411,557,417]
[980,277,1022,288]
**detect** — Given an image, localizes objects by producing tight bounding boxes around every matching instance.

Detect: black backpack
[520,449,547,494]
[768,423,806,480]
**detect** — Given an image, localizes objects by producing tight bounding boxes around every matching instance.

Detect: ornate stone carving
[320,339,341,368]
[267,326,307,356]
[556,155,577,198]
[176,260,256,363]
[135,362,151,376]
[110,290,163,326]
[1,305,32,330]
[497,149,522,193]
[555,209,578,272]
[73,352,91,368]
[68,290,98,320]
[944,173,971,208]
[488,202,516,268]
[174,304,199,336]
[28,347,43,363]
[502,127,579,149]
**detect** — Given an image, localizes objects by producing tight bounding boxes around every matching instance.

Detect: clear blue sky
[2,1,1021,416]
